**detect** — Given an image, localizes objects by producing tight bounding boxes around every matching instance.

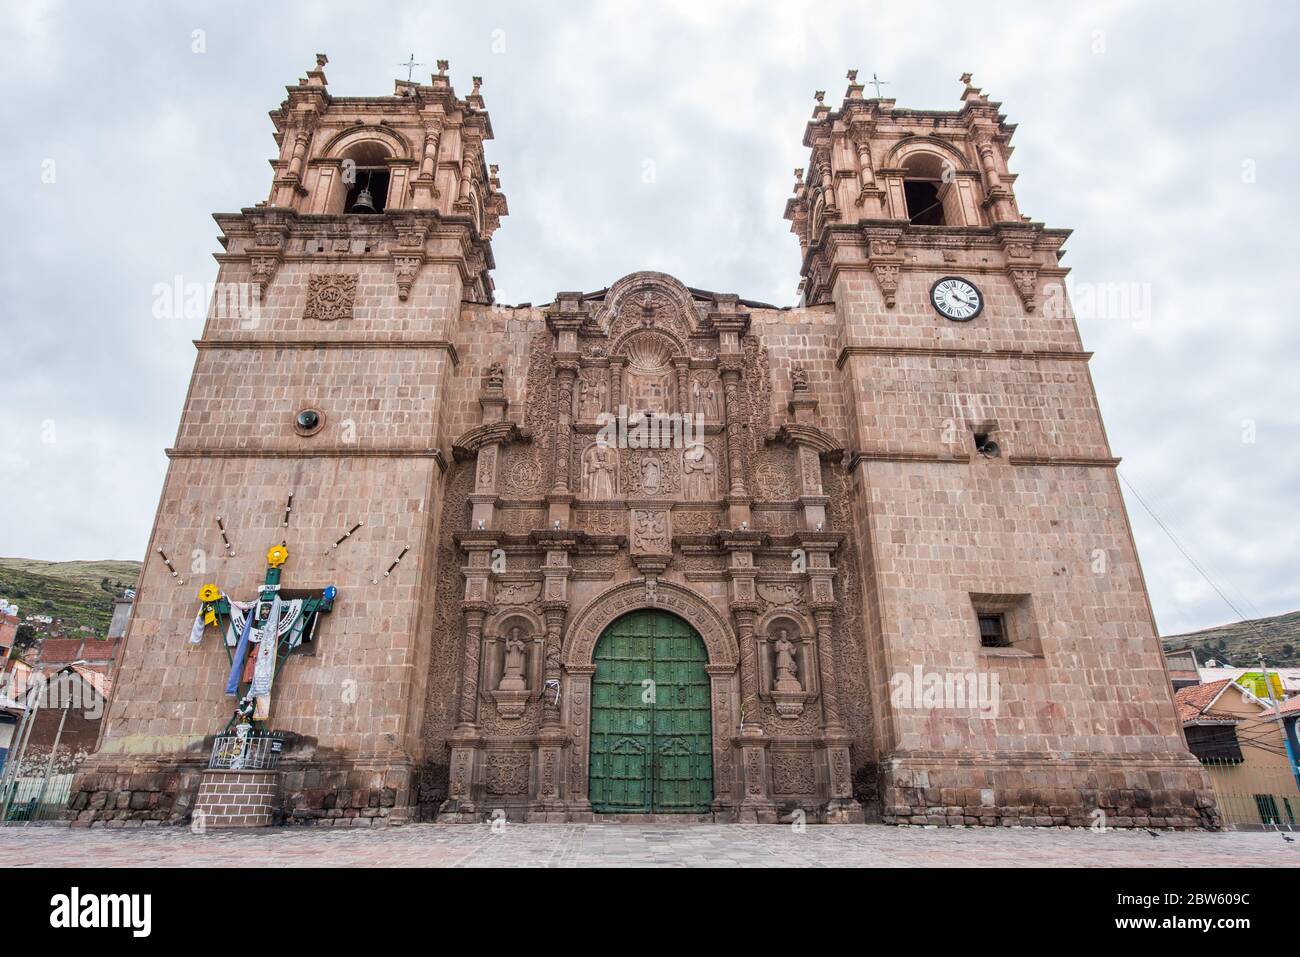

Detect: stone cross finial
[960,72,974,87]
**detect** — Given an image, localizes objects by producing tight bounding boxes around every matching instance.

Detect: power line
[1118,469,1269,640]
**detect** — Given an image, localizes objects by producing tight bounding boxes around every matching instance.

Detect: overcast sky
[1,0,1296,636]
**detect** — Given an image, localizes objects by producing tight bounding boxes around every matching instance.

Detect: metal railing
[208,729,286,771]
[1201,757,1300,831]
[2,773,74,824]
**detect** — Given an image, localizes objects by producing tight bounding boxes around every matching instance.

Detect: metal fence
[1201,758,1300,831]
[2,773,74,824]
[209,729,286,771]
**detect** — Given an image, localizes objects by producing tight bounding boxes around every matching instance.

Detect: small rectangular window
[978,614,1009,648]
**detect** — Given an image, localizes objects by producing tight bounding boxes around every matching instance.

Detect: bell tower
[72,56,509,826]
[786,73,1214,826]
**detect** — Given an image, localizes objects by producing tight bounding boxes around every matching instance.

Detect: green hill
[0,558,142,638]
[1162,610,1300,668]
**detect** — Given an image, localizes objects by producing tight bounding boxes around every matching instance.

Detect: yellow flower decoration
[266,545,289,568]
[197,584,220,603]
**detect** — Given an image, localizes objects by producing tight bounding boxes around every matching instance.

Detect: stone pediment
[769,423,844,460]
[452,421,526,462]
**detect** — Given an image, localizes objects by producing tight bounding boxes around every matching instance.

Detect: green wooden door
[589,611,713,813]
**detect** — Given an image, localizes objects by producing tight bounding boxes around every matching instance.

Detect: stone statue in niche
[489,624,534,720]
[579,377,606,419]
[483,361,504,390]
[773,627,802,693]
[693,377,720,419]
[641,456,663,494]
[790,364,809,392]
[582,443,617,499]
[682,444,715,500]
[498,626,528,691]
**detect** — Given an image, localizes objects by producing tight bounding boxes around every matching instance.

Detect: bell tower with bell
[785,72,1212,826]
[73,55,508,826]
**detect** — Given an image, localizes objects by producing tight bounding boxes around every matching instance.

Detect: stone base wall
[878,751,1220,829]
[67,757,207,827]
[68,754,416,828]
[279,759,414,827]
[193,769,279,828]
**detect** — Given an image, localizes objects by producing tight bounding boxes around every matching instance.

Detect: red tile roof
[1260,696,1300,718]
[1174,679,1238,724]
[36,636,120,665]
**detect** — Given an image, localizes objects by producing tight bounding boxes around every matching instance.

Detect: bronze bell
[350,186,376,213]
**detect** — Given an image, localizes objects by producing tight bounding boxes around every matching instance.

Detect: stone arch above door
[562,579,738,671]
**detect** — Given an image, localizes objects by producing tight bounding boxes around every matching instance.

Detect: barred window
[978,614,1009,648]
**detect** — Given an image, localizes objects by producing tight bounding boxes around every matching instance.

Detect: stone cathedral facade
[70,58,1216,828]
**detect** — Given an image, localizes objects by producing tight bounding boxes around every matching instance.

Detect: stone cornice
[847,450,1119,469]
[194,339,460,364]
[167,447,445,460]
[1008,455,1121,469]
[836,344,1091,368]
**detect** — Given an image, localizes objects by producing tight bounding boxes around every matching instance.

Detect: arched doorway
[589,610,713,813]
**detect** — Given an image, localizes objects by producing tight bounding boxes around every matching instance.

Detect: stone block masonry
[68,60,1215,829]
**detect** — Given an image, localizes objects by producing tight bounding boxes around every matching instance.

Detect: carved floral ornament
[303,273,358,321]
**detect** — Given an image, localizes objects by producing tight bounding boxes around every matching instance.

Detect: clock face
[931,276,983,321]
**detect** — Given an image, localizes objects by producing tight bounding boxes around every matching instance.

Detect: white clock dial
[931,277,983,321]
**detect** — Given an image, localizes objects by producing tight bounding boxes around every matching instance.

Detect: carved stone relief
[304,273,358,322]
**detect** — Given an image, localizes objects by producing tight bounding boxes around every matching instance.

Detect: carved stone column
[810,605,842,733]
[719,362,747,498]
[410,120,442,208]
[545,301,584,528]
[552,358,578,495]
[540,602,567,730]
[457,604,489,726]
[719,530,762,727]
[813,600,862,822]
[732,602,761,727]
[535,602,568,819]
[610,358,624,412]
[673,358,690,415]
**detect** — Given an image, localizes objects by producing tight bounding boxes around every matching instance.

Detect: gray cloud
[1,0,1296,635]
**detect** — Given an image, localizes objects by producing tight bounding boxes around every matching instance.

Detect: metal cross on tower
[399,53,423,83]
[868,72,890,97]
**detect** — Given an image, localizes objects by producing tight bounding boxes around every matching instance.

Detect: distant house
[14,666,113,775]
[0,601,18,665]
[0,592,131,781]
[1164,648,1201,691]
[1176,679,1299,827]
[33,635,122,676]
[0,662,32,775]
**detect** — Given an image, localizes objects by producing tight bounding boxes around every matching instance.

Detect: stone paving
[3,823,1298,867]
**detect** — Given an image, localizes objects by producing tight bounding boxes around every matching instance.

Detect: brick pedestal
[192,769,281,828]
